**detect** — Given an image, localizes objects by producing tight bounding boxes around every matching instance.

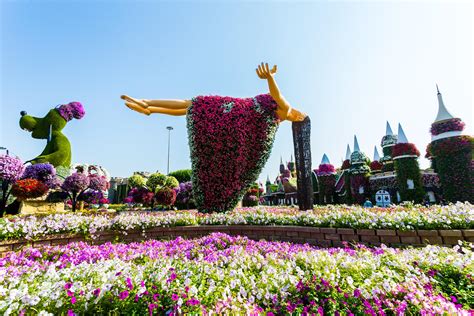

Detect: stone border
[1,226,473,255]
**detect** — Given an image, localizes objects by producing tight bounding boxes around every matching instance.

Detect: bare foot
[121,95,148,108]
[125,101,151,115]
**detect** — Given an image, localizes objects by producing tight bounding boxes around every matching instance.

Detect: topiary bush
[168,169,192,183]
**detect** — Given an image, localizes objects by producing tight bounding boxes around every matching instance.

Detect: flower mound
[0,155,25,182]
[187,94,279,213]
[21,163,57,188]
[11,179,49,200]
[0,233,472,315]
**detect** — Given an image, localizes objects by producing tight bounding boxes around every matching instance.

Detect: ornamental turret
[380,121,397,172]
[426,86,473,203]
[349,135,370,175]
[370,146,382,173]
[316,154,336,204]
[349,135,370,204]
[392,123,424,203]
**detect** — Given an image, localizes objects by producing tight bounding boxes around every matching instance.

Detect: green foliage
[167,169,192,183]
[146,173,167,192]
[394,157,424,203]
[19,109,72,167]
[128,174,146,189]
[164,176,179,189]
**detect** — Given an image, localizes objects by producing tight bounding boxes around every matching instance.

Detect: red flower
[11,178,48,200]
[392,143,420,158]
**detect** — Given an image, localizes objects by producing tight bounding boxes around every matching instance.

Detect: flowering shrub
[168,169,192,183]
[430,118,465,136]
[392,143,420,158]
[187,94,279,213]
[0,233,472,315]
[79,190,104,205]
[88,174,108,191]
[0,155,25,214]
[21,163,58,189]
[0,203,472,241]
[155,187,177,207]
[128,174,146,189]
[127,187,154,206]
[175,182,194,209]
[61,173,90,212]
[10,179,49,200]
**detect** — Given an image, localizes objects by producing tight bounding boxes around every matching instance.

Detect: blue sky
[1,1,472,182]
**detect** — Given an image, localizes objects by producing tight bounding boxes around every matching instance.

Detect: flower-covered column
[393,124,424,203]
[316,154,336,204]
[426,87,473,203]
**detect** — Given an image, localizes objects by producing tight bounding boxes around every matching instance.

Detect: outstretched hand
[256,62,277,80]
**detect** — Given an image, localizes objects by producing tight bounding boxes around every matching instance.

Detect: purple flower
[71,296,76,304]
[62,173,90,194]
[88,174,108,191]
[126,277,134,290]
[171,293,179,301]
[93,288,101,297]
[22,163,57,188]
[0,155,25,182]
[119,290,129,300]
[57,102,85,121]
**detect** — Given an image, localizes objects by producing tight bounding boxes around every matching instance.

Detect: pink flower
[171,293,179,301]
[119,290,129,300]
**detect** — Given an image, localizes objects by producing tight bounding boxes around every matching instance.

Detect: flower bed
[0,203,473,242]
[0,233,472,315]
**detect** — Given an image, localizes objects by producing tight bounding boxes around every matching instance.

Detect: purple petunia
[0,155,25,182]
[57,102,85,121]
[22,163,58,188]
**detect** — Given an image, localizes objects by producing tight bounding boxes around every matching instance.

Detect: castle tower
[349,135,371,204]
[370,146,383,173]
[380,121,397,172]
[316,154,336,204]
[426,86,473,202]
[392,124,424,203]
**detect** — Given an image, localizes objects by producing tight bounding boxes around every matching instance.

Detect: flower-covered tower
[316,154,336,204]
[426,86,473,203]
[349,136,370,204]
[392,124,424,203]
[338,144,353,204]
[370,146,383,173]
[380,122,397,172]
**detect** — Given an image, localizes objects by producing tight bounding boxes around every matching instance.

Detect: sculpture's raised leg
[292,116,313,210]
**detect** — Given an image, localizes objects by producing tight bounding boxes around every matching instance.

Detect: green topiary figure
[19,102,85,167]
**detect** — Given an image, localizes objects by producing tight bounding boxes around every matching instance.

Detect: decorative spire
[321,154,330,164]
[386,121,393,136]
[266,175,270,184]
[280,156,283,164]
[353,135,360,152]
[373,146,380,161]
[290,154,294,162]
[345,144,351,160]
[397,123,409,143]
[434,85,455,122]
